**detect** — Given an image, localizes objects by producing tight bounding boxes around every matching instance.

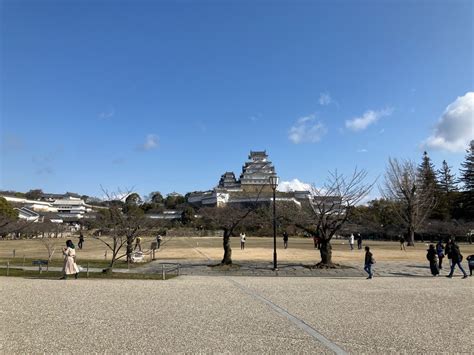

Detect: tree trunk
[319,239,333,265]
[407,228,415,246]
[106,251,118,272]
[126,238,133,262]
[221,229,232,265]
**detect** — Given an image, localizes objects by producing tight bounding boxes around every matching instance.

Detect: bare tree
[199,186,266,265]
[40,237,56,269]
[0,217,40,239]
[93,188,155,271]
[380,158,436,246]
[200,206,256,265]
[287,169,373,267]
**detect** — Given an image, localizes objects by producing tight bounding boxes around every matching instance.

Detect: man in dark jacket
[364,246,375,279]
[78,233,84,250]
[436,240,444,269]
[447,243,468,279]
[357,233,363,250]
[283,232,289,249]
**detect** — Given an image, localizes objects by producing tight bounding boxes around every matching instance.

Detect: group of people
[363,237,473,280]
[348,233,363,250]
[136,234,164,252]
[239,232,290,250]
[426,238,471,278]
[63,232,472,280]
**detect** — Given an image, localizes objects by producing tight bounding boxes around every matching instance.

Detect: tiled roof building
[188,150,309,208]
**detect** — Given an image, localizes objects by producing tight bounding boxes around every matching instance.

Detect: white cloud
[288,114,327,144]
[141,134,159,150]
[345,108,393,132]
[423,92,474,152]
[277,178,312,192]
[98,108,115,119]
[357,148,368,153]
[319,93,332,106]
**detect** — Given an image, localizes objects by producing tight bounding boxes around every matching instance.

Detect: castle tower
[218,172,240,189]
[239,151,277,193]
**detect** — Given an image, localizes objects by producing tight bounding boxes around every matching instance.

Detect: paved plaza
[1,276,472,353]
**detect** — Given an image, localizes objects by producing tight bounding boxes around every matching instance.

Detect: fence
[159,263,180,280]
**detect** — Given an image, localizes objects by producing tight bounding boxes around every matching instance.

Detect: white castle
[187,151,311,207]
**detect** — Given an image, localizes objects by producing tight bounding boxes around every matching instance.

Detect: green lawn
[0,257,149,269]
[0,267,176,280]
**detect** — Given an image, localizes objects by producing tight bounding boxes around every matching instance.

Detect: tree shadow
[388,272,430,277]
[405,264,429,269]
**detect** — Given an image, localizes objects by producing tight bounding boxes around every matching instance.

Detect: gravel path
[1,276,472,353]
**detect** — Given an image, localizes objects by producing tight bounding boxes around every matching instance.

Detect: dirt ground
[1,235,473,264]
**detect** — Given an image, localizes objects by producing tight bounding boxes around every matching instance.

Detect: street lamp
[269,175,279,270]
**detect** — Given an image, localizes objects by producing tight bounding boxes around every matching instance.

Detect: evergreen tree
[435,160,458,220]
[418,151,438,192]
[459,140,474,221]
[459,140,474,192]
[437,160,458,193]
[0,197,19,220]
[417,151,439,219]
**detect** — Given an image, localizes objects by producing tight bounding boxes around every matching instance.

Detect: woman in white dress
[61,239,79,279]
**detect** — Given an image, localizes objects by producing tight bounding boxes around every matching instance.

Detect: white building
[52,197,91,219]
[1,194,93,220]
[15,207,40,222]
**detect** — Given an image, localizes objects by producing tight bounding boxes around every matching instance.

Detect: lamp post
[269,175,279,270]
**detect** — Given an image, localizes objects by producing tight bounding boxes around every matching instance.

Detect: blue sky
[1,0,473,199]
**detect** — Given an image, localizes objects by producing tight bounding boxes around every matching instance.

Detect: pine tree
[459,140,474,192]
[417,151,438,220]
[435,160,458,220]
[418,151,438,193]
[437,160,458,193]
[459,140,474,221]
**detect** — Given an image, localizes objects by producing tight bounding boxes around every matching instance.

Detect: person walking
[349,233,355,251]
[357,233,362,250]
[60,240,79,280]
[78,233,84,250]
[283,232,289,249]
[240,232,246,250]
[156,234,163,249]
[134,237,142,251]
[447,242,468,279]
[445,238,453,268]
[436,240,444,269]
[313,234,318,249]
[399,235,406,251]
[426,244,439,276]
[364,246,375,279]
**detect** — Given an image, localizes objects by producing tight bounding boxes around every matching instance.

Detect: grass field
[1,235,473,266]
[0,267,176,280]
